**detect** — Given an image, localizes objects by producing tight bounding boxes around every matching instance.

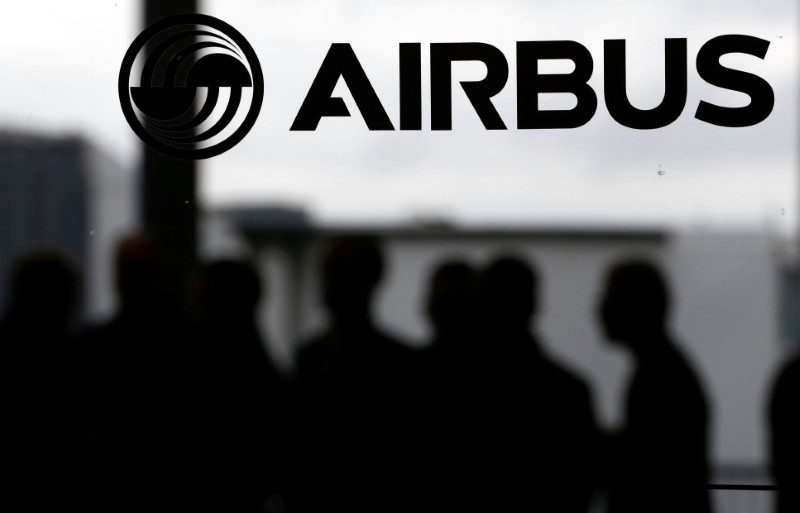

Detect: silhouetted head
[427,259,478,341]
[115,233,164,311]
[481,255,538,334]
[599,259,670,350]
[321,236,384,325]
[6,249,79,329]
[199,259,262,321]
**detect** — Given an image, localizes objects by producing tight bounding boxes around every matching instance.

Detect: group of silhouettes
[0,233,799,513]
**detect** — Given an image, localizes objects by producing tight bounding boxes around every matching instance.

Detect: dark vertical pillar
[141,0,199,308]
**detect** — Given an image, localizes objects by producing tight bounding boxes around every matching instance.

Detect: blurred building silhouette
[212,205,783,489]
[0,130,136,321]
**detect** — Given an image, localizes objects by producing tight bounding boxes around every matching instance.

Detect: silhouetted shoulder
[769,354,800,443]
[770,354,800,513]
[294,332,332,378]
[771,355,800,403]
[296,330,336,359]
[503,341,592,402]
[532,349,596,429]
[373,328,416,359]
[541,352,591,392]
[650,343,707,407]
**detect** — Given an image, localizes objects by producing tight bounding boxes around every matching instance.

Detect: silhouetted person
[467,255,596,513]
[77,234,190,478]
[427,260,480,357]
[0,249,80,476]
[599,260,710,513]
[191,260,284,473]
[180,259,288,510]
[769,353,800,513]
[416,260,481,482]
[292,236,415,511]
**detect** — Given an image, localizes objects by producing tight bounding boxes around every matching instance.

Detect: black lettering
[430,43,509,130]
[695,35,774,127]
[400,43,422,130]
[290,43,394,131]
[604,39,687,129]
[516,41,597,129]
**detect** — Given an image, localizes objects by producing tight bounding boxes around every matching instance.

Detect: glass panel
[0,1,797,511]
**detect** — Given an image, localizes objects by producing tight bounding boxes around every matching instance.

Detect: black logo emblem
[119,14,263,159]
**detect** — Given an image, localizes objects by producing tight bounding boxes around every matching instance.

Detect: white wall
[667,231,781,466]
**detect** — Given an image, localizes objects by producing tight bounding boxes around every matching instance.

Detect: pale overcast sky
[0,1,797,231]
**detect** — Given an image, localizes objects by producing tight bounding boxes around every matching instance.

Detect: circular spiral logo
[119,14,263,160]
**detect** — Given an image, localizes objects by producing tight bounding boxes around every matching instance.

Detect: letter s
[695,35,774,127]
